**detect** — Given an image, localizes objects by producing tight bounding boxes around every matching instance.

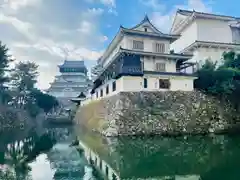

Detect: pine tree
[0,41,13,104]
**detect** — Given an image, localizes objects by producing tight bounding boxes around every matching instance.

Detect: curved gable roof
[128,15,164,35]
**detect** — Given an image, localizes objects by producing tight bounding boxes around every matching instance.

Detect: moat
[1,125,240,180]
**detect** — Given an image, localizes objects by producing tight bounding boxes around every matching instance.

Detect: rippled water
[0,126,99,180]
[1,125,240,180]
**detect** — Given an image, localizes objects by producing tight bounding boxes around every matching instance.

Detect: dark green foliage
[195,51,240,110]
[31,89,59,113]
[11,61,38,92]
[0,41,13,104]
[0,41,59,128]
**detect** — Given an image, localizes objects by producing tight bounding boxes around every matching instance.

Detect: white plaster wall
[196,19,232,43]
[93,78,123,100]
[170,78,194,91]
[81,78,123,106]
[121,76,143,91]
[190,47,240,63]
[143,56,176,72]
[134,22,155,33]
[81,75,195,106]
[170,21,198,53]
[103,39,124,67]
[124,36,170,53]
[122,75,195,92]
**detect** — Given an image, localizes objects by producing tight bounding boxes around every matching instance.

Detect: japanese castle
[47,60,91,100]
[82,15,197,105]
[170,9,240,62]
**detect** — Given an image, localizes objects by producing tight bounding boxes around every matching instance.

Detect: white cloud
[85,0,116,8]
[108,8,118,16]
[99,35,108,42]
[1,0,41,12]
[87,7,104,16]
[100,0,116,8]
[0,13,34,40]
[0,1,105,89]
[78,21,94,34]
[139,0,165,10]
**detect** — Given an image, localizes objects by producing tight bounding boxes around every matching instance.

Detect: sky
[0,0,239,90]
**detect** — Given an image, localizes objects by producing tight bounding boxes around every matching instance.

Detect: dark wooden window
[112,81,116,92]
[106,85,109,94]
[144,78,148,88]
[159,79,170,89]
[100,160,102,170]
[100,89,103,97]
[105,166,109,176]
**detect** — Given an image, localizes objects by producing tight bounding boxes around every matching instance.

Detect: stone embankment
[75,91,240,136]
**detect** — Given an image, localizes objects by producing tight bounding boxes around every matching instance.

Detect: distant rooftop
[59,60,86,68]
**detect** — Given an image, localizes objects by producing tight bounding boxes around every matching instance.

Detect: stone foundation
[74,91,240,136]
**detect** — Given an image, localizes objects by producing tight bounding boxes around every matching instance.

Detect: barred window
[159,79,170,89]
[156,63,166,72]
[133,40,144,50]
[143,78,148,88]
[155,43,165,53]
[112,81,116,92]
[106,85,109,95]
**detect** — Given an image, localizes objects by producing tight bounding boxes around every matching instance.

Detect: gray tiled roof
[59,60,86,68]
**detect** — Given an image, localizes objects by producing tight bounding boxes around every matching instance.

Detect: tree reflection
[0,130,57,180]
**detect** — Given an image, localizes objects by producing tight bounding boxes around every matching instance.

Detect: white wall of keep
[143,56,176,72]
[189,47,240,63]
[102,35,172,68]
[170,78,194,91]
[196,19,233,43]
[123,35,170,53]
[103,39,124,67]
[81,75,196,106]
[170,21,198,53]
[93,78,123,100]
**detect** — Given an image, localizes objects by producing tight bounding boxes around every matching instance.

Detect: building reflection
[76,127,240,180]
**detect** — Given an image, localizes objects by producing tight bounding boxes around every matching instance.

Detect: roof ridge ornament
[143,14,150,22]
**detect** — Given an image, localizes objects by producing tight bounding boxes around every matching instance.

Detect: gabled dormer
[130,15,163,34]
[99,15,180,67]
[170,9,192,34]
[120,15,179,40]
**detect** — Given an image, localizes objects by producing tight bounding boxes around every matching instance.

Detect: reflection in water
[77,127,240,180]
[0,129,56,179]
[1,125,240,180]
[0,126,97,180]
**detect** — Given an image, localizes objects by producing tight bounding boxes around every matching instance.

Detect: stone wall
[74,91,240,136]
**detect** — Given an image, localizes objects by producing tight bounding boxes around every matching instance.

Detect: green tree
[0,41,13,104]
[11,61,38,109]
[195,51,240,110]
[194,59,217,92]
[31,89,59,114]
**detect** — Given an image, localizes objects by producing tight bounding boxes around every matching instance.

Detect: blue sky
[0,0,239,89]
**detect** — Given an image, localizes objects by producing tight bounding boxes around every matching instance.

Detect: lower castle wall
[75,91,239,136]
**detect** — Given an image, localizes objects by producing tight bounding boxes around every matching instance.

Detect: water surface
[1,126,240,180]
[0,126,97,180]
